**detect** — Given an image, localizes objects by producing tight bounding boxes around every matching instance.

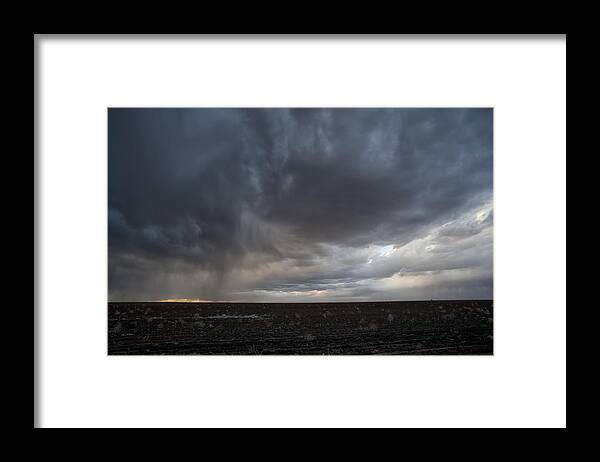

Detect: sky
[108,108,493,302]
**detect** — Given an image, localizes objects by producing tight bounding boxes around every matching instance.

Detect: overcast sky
[108,108,492,302]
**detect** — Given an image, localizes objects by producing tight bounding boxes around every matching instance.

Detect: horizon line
[108,298,494,304]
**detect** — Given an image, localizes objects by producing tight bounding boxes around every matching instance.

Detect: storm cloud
[108,108,493,301]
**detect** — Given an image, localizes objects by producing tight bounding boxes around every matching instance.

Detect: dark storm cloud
[108,108,492,301]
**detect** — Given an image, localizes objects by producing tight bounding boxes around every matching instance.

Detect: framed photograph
[35,34,566,428]
[107,107,494,356]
